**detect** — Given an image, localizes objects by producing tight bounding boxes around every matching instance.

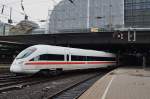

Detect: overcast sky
[0,0,62,26]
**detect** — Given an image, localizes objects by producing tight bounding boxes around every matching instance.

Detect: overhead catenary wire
[21,0,29,20]
[0,3,44,23]
[1,5,5,14]
[5,0,53,6]
[0,2,52,20]
[0,4,20,23]
[0,2,31,22]
[8,7,12,24]
[0,14,20,24]
[0,0,76,24]
[3,0,20,5]
[0,4,29,19]
[68,0,75,4]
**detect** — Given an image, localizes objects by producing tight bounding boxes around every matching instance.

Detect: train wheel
[39,69,51,76]
[49,69,63,76]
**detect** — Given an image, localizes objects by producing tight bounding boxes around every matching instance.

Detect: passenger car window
[39,54,64,61]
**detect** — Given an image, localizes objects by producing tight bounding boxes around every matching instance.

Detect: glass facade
[48,0,124,33]
[125,0,150,28]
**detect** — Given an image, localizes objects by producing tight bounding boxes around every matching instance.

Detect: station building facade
[47,0,150,33]
[47,0,124,33]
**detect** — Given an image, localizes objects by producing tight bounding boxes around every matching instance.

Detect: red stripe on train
[25,61,116,65]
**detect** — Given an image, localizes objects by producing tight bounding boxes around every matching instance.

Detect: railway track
[45,72,105,99]
[0,78,52,93]
[0,75,31,83]
[0,73,18,78]
[0,72,27,79]
[0,75,52,93]
[0,69,110,99]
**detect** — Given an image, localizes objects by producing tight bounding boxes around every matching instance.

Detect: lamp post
[109,0,113,30]
[87,0,90,30]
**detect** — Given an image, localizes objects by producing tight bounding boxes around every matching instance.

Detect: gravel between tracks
[0,71,103,99]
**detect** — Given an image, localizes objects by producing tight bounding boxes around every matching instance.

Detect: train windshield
[16,47,37,59]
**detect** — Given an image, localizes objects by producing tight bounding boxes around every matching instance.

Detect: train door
[67,54,70,62]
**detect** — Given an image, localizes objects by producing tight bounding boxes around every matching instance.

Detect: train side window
[71,55,86,61]
[30,58,34,61]
[87,56,115,61]
[30,56,40,61]
[39,54,64,61]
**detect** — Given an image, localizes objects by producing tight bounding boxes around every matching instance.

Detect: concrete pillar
[116,51,121,66]
[3,23,5,36]
[116,54,120,66]
[143,55,146,69]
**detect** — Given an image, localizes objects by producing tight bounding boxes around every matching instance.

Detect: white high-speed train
[10,45,116,74]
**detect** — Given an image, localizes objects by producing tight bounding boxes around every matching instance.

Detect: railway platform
[79,67,150,99]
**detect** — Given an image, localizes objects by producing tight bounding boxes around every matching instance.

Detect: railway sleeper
[39,69,63,76]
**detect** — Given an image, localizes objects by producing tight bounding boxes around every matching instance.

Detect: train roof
[30,44,115,57]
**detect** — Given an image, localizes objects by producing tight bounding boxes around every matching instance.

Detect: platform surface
[79,67,150,99]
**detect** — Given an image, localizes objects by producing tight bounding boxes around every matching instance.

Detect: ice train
[10,45,116,74]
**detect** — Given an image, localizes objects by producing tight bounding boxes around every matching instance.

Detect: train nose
[10,65,22,73]
[10,61,23,73]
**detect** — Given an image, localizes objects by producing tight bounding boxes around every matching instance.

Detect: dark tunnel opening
[120,55,143,67]
[119,54,150,68]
